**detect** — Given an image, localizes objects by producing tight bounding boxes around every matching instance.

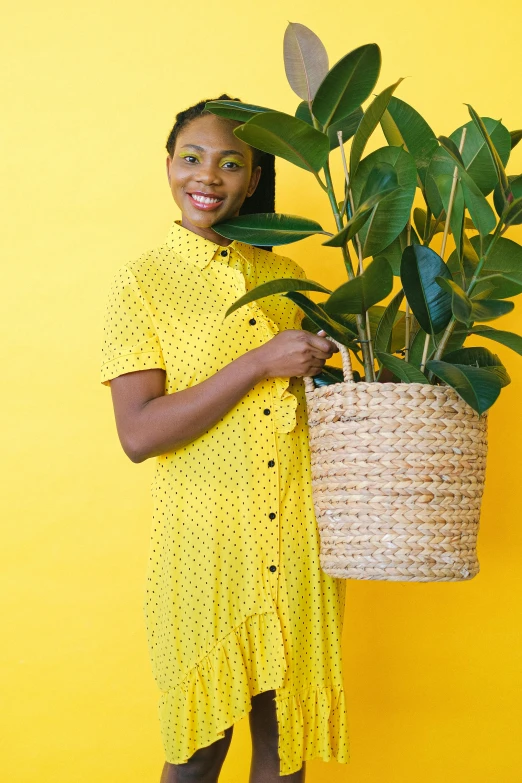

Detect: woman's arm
[109,330,337,463]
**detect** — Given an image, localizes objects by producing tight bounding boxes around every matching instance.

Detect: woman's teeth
[191,194,222,204]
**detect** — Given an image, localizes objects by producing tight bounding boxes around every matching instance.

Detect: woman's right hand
[252,329,339,379]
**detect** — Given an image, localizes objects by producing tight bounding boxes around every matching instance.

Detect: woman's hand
[252,329,338,379]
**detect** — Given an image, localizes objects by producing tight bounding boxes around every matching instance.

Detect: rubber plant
[205,22,522,415]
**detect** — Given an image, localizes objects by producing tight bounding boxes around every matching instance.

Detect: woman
[100,94,350,783]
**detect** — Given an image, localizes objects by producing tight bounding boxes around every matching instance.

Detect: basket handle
[303,338,354,394]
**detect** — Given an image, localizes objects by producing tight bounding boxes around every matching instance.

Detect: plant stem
[321,155,375,379]
[420,336,431,372]
[424,210,445,246]
[432,217,505,361]
[466,219,504,294]
[322,159,342,230]
[405,220,412,362]
[422,205,433,243]
[335,132,376,380]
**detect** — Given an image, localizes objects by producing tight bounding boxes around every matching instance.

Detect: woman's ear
[166,155,172,183]
[246,165,262,197]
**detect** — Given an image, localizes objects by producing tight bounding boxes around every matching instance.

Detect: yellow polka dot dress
[100,220,350,775]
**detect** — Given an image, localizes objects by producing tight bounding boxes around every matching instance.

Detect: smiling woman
[100,93,349,783]
[165,94,275,246]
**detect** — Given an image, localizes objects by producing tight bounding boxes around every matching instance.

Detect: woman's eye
[223,161,240,169]
[183,155,198,163]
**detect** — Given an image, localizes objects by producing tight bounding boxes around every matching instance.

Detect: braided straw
[304,340,487,582]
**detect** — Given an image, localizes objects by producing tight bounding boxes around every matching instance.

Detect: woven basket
[303,340,488,582]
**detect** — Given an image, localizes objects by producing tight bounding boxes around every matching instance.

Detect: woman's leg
[160,726,234,783]
[248,690,305,783]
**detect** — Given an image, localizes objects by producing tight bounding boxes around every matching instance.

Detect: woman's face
[166,113,262,243]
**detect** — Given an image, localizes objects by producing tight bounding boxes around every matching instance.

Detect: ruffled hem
[158,612,287,765]
[275,684,350,775]
[157,612,350,775]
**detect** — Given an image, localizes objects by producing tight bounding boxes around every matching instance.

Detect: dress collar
[164,219,252,270]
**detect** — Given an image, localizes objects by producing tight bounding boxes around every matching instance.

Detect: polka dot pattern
[100,219,350,775]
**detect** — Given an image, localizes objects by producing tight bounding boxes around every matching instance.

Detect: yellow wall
[2,1,521,781]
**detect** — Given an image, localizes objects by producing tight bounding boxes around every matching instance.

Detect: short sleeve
[100,264,166,386]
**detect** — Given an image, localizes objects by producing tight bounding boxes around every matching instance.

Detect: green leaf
[322,195,382,246]
[312,364,346,386]
[445,231,479,291]
[443,347,510,387]
[224,278,332,317]
[213,213,329,246]
[426,360,502,414]
[435,277,473,325]
[203,100,277,122]
[328,162,399,246]
[400,245,453,334]
[432,144,496,236]
[322,167,400,247]
[283,22,329,103]
[449,117,511,195]
[357,161,399,200]
[465,105,510,197]
[283,292,359,347]
[368,304,406,352]
[295,101,363,149]
[468,235,522,298]
[438,135,465,165]
[503,196,522,228]
[448,236,522,299]
[425,157,465,253]
[302,313,362,338]
[493,174,522,221]
[460,178,497,237]
[380,96,439,186]
[349,78,404,175]
[464,325,522,356]
[350,146,417,257]
[511,130,522,150]
[408,326,466,367]
[324,256,393,314]
[374,290,405,354]
[376,352,429,383]
[470,298,514,322]
[312,43,381,129]
[414,207,442,238]
[233,111,329,173]
[378,224,421,275]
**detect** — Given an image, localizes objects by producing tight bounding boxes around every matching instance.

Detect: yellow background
[2,1,521,781]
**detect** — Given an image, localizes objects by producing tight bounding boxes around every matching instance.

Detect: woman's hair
[166,93,276,250]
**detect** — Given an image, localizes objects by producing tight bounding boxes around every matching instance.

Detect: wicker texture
[303,341,488,582]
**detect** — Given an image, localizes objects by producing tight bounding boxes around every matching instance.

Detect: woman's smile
[187,191,225,211]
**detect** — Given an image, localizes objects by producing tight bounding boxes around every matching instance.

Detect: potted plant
[204,22,522,582]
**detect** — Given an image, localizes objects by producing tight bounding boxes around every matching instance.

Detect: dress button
[263,408,271,415]
[269,565,277,573]
[268,460,275,468]
[249,318,257,325]
[269,512,276,520]
[220,249,228,256]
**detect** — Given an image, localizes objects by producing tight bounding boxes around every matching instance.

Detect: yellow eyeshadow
[222,158,245,167]
[178,152,244,167]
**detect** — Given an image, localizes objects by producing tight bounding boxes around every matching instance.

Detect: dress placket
[221,255,294,606]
